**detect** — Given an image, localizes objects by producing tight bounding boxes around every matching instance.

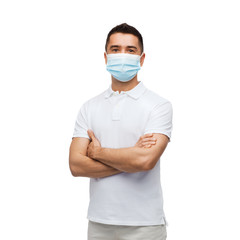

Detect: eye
[112,49,119,52]
[128,49,135,53]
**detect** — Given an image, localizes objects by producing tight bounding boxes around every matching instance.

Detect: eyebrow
[127,46,138,49]
[109,45,120,49]
[109,45,138,49]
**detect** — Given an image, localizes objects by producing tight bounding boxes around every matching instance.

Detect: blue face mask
[106,53,143,82]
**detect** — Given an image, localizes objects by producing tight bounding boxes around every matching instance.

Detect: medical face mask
[106,53,143,82]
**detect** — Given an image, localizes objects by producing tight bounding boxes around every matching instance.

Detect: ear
[104,52,107,64]
[140,53,145,67]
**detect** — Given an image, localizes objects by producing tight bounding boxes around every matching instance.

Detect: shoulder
[80,89,107,109]
[142,87,172,111]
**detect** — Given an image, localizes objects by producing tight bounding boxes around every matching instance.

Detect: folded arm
[87,130,170,173]
[69,137,122,178]
[69,133,158,177]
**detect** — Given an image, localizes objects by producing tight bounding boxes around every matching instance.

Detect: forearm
[93,146,149,173]
[70,154,123,178]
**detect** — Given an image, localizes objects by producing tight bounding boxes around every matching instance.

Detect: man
[69,23,173,240]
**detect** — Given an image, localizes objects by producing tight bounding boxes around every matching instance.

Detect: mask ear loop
[139,52,144,67]
[105,52,109,63]
[140,52,144,58]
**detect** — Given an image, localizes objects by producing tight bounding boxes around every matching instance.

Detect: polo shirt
[72,81,173,226]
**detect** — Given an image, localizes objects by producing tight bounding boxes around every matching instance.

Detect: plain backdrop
[0,0,239,239]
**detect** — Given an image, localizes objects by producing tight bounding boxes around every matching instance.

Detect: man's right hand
[135,133,157,148]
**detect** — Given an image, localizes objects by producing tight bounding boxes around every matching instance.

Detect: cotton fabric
[72,81,173,226]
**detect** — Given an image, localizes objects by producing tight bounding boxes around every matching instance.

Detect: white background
[0,0,239,239]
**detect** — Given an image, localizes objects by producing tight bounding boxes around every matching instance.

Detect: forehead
[108,33,139,48]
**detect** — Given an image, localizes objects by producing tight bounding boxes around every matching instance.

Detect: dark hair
[105,23,144,53]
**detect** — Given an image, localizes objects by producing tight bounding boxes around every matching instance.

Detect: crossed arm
[69,137,122,178]
[69,131,169,178]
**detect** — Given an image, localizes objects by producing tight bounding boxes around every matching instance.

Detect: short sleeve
[144,101,173,142]
[72,103,90,140]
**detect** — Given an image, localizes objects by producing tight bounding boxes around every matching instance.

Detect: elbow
[140,154,159,171]
[70,167,85,177]
[142,159,154,171]
[70,169,79,177]
[69,158,83,177]
[69,164,79,177]
[134,155,154,172]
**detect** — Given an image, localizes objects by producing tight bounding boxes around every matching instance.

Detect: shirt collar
[104,81,147,100]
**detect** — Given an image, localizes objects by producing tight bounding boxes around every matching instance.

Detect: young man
[69,23,173,240]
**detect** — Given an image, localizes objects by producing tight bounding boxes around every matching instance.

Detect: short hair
[105,23,144,53]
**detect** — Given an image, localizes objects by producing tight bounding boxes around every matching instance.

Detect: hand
[135,133,157,148]
[87,129,101,159]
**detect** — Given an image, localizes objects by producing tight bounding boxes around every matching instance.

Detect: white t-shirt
[72,81,173,226]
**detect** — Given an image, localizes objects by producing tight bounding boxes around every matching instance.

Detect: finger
[140,133,152,140]
[143,141,156,146]
[142,135,157,141]
[87,129,95,140]
[141,138,157,143]
[144,133,153,137]
[144,144,151,148]
[87,129,91,139]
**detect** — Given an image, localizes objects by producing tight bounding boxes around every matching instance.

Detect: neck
[111,75,140,93]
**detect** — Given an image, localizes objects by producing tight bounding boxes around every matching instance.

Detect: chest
[88,96,150,147]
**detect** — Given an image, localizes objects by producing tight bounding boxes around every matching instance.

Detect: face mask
[106,53,143,82]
